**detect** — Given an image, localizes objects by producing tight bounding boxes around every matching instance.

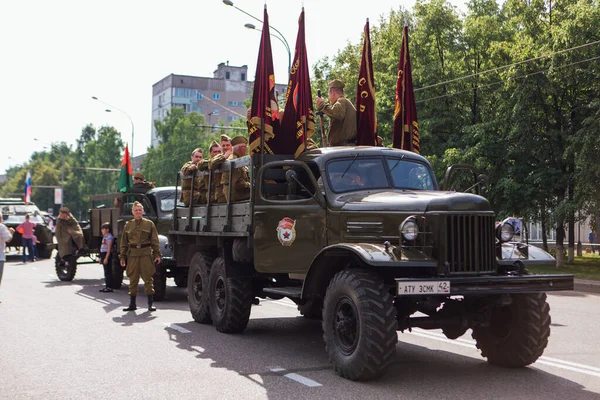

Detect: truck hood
[334,190,492,213]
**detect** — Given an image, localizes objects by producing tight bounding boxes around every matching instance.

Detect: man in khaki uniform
[132,172,155,192]
[120,201,162,312]
[315,79,357,146]
[220,136,251,202]
[180,147,206,206]
[55,207,86,259]
[208,134,232,203]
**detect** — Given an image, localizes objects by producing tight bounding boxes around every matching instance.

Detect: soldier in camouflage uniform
[220,136,251,202]
[180,148,207,206]
[120,201,162,312]
[55,207,86,259]
[208,134,232,203]
[315,79,357,146]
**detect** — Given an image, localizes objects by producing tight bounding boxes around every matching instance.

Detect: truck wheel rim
[193,274,203,302]
[214,276,226,312]
[333,296,359,355]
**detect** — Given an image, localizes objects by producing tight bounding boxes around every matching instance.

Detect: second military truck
[169,146,573,381]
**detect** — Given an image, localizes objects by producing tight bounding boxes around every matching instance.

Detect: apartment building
[151,62,287,148]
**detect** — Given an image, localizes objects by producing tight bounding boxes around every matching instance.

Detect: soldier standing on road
[55,207,86,260]
[120,201,161,312]
[220,136,251,202]
[180,147,206,206]
[315,79,357,146]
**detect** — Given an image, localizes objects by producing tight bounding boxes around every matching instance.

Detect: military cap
[209,140,220,150]
[220,134,232,143]
[329,79,345,90]
[133,172,145,180]
[231,136,249,146]
[59,207,70,214]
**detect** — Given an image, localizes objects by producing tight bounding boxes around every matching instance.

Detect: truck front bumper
[395,274,574,296]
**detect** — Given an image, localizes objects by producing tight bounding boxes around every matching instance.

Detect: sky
[1,0,466,175]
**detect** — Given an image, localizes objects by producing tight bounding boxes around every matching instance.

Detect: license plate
[397,280,451,295]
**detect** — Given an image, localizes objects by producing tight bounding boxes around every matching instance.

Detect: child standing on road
[99,222,114,293]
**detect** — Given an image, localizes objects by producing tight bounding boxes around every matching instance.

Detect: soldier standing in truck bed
[315,79,357,146]
[208,134,232,203]
[120,201,161,312]
[221,136,251,202]
[180,147,206,206]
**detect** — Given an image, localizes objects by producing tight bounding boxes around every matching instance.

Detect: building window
[227,101,244,107]
[213,93,220,100]
[174,103,190,113]
[227,116,238,122]
[213,109,220,115]
[241,73,246,81]
[226,71,230,79]
[197,92,203,100]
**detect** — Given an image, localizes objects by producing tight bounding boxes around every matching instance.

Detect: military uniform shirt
[220,154,251,202]
[317,96,357,146]
[180,160,207,205]
[208,154,227,203]
[119,218,161,260]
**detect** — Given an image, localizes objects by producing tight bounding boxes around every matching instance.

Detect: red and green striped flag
[118,145,133,192]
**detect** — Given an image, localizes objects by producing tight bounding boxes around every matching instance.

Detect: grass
[526,253,600,280]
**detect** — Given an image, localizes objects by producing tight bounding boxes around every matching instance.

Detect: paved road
[1,255,599,400]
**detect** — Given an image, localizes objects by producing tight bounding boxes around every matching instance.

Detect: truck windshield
[326,157,435,193]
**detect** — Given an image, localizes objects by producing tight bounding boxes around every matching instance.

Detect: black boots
[123,296,137,311]
[148,295,156,312]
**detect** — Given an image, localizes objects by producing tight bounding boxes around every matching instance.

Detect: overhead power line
[414,39,600,93]
[416,55,600,104]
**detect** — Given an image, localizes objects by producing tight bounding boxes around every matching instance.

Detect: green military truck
[169,147,573,381]
[55,187,181,300]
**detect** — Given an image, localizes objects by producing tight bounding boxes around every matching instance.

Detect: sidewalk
[574,278,600,294]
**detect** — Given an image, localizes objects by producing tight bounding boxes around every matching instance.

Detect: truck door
[254,161,326,274]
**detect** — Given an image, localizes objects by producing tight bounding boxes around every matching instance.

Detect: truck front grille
[444,214,496,274]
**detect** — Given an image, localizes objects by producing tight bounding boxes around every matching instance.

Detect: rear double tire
[208,256,253,333]
[188,250,216,324]
[322,269,397,381]
[472,292,551,367]
[55,254,77,281]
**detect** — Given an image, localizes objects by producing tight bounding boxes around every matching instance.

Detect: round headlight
[500,223,514,242]
[401,220,419,241]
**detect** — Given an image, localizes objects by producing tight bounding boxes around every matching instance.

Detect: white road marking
[164,323,191,334]
[269,367,322,387]
[407,328,600,378]
[105,298,121,304]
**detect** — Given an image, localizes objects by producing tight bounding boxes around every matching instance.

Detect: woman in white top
[0,214,15,302]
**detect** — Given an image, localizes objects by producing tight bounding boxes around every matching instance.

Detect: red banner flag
[118,145,133,192]
[249,5,281,156]
[393,24,420,154]
[280,8,315,157]
[356,19,377,146]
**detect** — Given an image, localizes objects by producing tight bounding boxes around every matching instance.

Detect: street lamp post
[244,23,291,75]
[223,0,292,75]
[91,96,135,157]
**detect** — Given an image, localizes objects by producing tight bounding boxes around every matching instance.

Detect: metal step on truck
[169,146,574,381]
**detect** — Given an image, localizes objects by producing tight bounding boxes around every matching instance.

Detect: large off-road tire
[38,243,54,259]
[174,274,188,288]
[55,254,77,281]
[153,266,167,301]
[232,238,253,263]
[322,269,397,381]
[188,250,216,324]
[109,256,123,290]
[208,256,253,333]
[298,299,323,320]
[472,293,551,367]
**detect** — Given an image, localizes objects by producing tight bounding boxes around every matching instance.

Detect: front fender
[300,243,437,300]
[159,235,172,258]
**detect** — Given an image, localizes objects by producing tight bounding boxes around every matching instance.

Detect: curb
[574,279,600,294]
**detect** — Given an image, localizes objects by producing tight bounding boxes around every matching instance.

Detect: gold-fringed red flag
[356,19,377,146]
[280,8,315,157]
[249,5,280,156]
[393,24,420,154]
